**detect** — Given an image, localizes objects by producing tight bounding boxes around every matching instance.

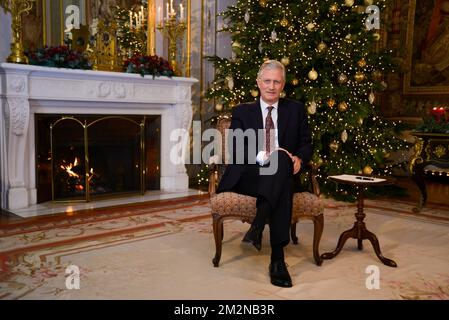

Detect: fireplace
[1,62,197,212]
[35,114,160,203]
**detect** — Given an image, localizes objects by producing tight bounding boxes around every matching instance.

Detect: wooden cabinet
[410,133,449,212]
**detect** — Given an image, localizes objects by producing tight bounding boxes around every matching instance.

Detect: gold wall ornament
[0,0,36,64]
[156,6,187,76]
[434,145,447,158]
[89,20,122,72]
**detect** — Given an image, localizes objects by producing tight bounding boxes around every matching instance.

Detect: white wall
[0,10,11,62]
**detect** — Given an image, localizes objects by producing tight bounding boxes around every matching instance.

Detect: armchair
[208,117,324,267]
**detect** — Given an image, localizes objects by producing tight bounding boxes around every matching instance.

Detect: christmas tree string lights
[205,0,410,199]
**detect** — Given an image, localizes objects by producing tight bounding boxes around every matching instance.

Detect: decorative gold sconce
[156,0,187,76]
[0,0,36,64]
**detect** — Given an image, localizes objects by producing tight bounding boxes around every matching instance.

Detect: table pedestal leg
[321,185,397,268]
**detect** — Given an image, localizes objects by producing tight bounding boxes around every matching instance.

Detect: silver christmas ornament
[341,130,348,143]
[369,91,375,104]
[244,10,250,24]
[226,76,234,90]
[307,100,317,114]
[271,29,278,42]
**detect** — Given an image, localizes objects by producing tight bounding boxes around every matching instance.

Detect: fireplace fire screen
[36,114,160,203]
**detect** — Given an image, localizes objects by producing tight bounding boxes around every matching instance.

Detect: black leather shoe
[242,225,263,251]
[269,260,293,288]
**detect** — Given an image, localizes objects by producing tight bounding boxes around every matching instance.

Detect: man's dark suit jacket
[216,98,312,194]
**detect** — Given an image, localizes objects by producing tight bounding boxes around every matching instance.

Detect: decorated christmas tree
[205,0,409,198]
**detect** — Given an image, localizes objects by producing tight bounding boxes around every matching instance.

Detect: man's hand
[274,148,302,174]
[292,156,302,174]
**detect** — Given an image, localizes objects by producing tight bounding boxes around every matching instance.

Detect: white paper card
[329,174,386,183]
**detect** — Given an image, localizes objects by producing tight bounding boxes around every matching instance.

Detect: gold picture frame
[403,0,449,94]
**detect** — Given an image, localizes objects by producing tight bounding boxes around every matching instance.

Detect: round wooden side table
[321,174,397,268]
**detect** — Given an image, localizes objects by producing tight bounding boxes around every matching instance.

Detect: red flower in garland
[123,54,175,78]
[25,45,92,70]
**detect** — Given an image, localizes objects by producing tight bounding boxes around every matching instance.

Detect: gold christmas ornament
[355,72,365,82]
[357,58,367,68]
[232,41,241,49]
[338,73,348,84]
[317,41,327,52]
[341,130,348,143]
[281,57,290,66]
[280,91,286,98]
[329,141,339,152]
[307,100,317,114]
[373,33,381,41]
[345,34,352,42]
[251,89,259,97]
[259,0,267,7]
[338,101,348,112]
[363,165,373,175]
[215,103,223,112]
[372,70,383,80]
[380,81,388,90]
[344,0,355,6]
[327,98,336,108]
[364,0,373,5]
[306,22,316,31]
[358,117,364,125]
[291,78,299,86]
[280,17,289,27]
[384,152,391,159]
[229,101,236,108]
[308,68,318,80]
[329,4,339,13]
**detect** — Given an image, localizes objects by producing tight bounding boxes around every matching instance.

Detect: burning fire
[60,158,96,193]
[60,158,80,178]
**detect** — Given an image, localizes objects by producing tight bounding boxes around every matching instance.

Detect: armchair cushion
[210,191,323,220]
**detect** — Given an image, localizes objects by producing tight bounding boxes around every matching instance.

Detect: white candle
[180,3,184,20]
[141,6,145,22]
[170,0,173,13]
[135,13,139,28]
[166,3,169,19]
[157,6,162,24]
[129,11,133,27]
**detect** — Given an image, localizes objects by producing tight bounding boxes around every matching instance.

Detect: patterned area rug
[1,195,448,300]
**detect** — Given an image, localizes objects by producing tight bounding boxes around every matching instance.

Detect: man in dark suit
[216,60,312,288]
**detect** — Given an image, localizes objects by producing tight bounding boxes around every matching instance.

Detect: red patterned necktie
[265,106,275,153]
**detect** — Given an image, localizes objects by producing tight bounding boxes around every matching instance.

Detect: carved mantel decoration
[0,62,197,212]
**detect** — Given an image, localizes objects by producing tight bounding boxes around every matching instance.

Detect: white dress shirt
[256,99,279,165]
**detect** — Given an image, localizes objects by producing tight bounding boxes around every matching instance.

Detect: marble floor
[5,189,207,219]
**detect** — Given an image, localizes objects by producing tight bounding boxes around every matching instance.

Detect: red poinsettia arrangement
[123,54,174,78]
[25,45,92,70]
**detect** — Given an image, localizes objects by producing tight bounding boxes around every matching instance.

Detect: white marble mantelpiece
[0,62,197,212]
